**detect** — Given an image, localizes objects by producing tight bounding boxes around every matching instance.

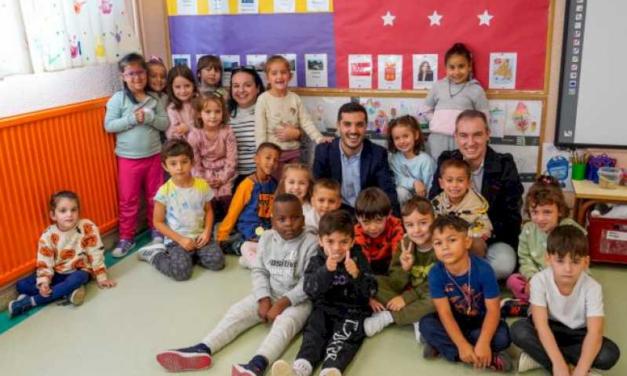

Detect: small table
[572,180,627,225]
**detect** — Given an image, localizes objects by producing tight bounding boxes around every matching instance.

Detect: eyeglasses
[123,70,147,78]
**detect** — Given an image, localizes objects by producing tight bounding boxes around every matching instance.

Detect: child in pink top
[166,65,198,139]
[187,94,237,220]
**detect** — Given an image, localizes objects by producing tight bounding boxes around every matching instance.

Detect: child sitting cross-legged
[305,178,342,232]
[511,225,620,374]
[270,210,378,376]
[354,187,404,275]
[365,196,437,337]
[156,193,319,376]
[419,215,513,372]
[136,139,225,280]
[432,159,492,256]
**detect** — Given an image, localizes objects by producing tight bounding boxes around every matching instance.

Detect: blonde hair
[276,163,313,202]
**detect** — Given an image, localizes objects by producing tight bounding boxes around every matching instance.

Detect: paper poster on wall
[274,0,295,13]
[209,0,229,14]
[348,55,372,89]
[488,103,506,138]
[307,0,330,12]
[279,54,298,87]
[220,55,241,87]
[378,55,402,90]
[489,100,542,138]
[172,54,191,67]
[246,54,268,86]
[489,52,517,89]
[238,0,259,14]
[305,54,328,87]
[302,96,350,132]
[413,54,437,89]
[177,0,198,15]
[359,97,425,135]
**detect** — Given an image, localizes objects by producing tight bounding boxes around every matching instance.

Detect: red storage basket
[587,216,627,264]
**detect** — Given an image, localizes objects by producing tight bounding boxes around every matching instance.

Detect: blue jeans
[16,270,90,306]
[420,312,511,362]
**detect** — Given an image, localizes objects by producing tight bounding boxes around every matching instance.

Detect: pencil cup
[571,163,586,181]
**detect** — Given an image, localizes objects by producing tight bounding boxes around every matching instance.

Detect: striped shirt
[230,105,257,176]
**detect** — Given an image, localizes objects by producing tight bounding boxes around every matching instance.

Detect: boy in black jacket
[271,210,378,376]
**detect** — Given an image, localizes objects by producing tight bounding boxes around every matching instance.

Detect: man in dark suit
[313,102,400,216]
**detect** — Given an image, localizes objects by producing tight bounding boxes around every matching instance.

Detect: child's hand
[523,282,530,297]
[400,242,414,272]
[134,109,145,124]
[319,136,334,144]
[38,283,51,297]
[266,297,290,322]
[179,237,196,252]
[257,297,272,322]
[195,231,211,248]
[274,123,301,142]
[344,250,360,279]
[552,362,570,376]
[326,254,339,272]
[97,279,117,289]
[413,180,427,197]
[386,295,406,312]
[473,341,492,369]
[369,298,386,312]
[176,123,190,135]
[458,341,478,365]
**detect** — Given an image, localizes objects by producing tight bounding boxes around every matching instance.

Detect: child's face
[200,66,221,87]
[147,65,167,92]
[311,187,341,217]
[320,231,354,262]
[391,125,419,155]
[163,154,193,181]
[255,148,280,177]
[231,71,260,108]
[432,226,472,265]
[50,198,80,231]
[546,253,589,288]
[403,210,433,247]
[357,215,388,239]
[283,169,310,202]
[439,167,471,203]
[172,76,195,102]
[121,63,147,94]
[446,54,471,84]
[530,203,560,233]
[200,101,223,129]
[272,201,304,240]
[267,62,291,92]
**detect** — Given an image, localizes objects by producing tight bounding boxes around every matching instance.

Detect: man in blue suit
[313,102,400,216]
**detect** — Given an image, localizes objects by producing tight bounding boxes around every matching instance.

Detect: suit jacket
[313,137,400,216]
[429,147,524,249]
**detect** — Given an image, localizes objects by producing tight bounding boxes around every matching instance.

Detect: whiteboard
[555,0,627,149]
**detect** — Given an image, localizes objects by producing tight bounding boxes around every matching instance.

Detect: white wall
[0,64,122,118]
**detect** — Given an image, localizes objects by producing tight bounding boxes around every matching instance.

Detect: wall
[0,64,121,118]
[137,0,170,63]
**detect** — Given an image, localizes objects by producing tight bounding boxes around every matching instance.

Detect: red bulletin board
[333,0,550,91]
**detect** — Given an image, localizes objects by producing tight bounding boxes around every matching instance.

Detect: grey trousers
[152,242,225,281]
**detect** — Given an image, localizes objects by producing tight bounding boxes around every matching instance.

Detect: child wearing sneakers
[9,191,116,318]
[419,215,512,372]
[305,178,342,232]
[136,139,225,281]
[354,187,404,275]
[271,210,377,376]
[365,196,436,337]
[156,193,318,376]
[511,225,620,374]
[431,159,492,256]
[216,142,281,268]
[502,175,585,318]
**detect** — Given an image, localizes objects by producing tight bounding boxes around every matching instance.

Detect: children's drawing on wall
[489,99,541,138]
[489,52,517,89]
[488,103,506,138]
[302,96,350,133]
[413,54,438,89]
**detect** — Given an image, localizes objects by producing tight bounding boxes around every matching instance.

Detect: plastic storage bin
[587,215,627,264]
[597,167,622,189]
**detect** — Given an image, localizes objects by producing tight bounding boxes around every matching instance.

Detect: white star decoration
[428,11,443,26]
[478,10,494,26]
[381,11,395,26]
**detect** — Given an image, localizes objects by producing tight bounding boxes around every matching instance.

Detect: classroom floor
[0,241,625,376]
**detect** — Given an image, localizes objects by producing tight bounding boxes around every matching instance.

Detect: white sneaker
[413,321,422,343]
[364,311,394,337]
[137,243,166,264]
[69,286,86,306]
[518,352,542,372]
[271,360,294,376]
[319,368,341,376]
[112,240,135,258]
[292,358,312,376]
